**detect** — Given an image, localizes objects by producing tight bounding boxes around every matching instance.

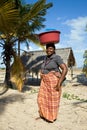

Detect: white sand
[0,69,87,130]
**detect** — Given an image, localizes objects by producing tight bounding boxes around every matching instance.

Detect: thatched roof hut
[21,47,76,74]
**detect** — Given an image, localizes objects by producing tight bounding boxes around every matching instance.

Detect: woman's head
[46,43,55,56]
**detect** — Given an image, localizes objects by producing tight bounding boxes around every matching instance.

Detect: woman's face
[46,47,55,56]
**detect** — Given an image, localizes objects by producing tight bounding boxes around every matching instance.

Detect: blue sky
[24,0,87,68]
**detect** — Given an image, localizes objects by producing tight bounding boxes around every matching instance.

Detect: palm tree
[0,0,53,91]
[0,0,20,87]
[15,0,52,56]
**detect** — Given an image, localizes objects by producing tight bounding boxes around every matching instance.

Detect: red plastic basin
[38,31,60,45]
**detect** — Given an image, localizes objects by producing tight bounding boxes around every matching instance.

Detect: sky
[23,0,87,68]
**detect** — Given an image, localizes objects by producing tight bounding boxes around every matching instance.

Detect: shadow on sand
[77,74,87,86]
[25,77,41,86]
[0,93,25,115]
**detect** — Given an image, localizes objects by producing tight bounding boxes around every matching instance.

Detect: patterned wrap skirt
[37,71,62,122]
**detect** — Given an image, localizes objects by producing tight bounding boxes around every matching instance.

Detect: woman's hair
[46,43,55,50]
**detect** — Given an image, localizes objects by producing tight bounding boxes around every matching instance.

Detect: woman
[37,43,68,123]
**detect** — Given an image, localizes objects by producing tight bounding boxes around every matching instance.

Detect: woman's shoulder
[54,54,62,59]
[54,54,64,64]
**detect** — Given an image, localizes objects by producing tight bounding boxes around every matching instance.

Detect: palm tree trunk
[4,43,13,87]
[18,40,20,56]
[5,58,11,86]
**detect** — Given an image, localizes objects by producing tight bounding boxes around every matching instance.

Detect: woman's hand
[54,80,62,91]
[55,63,68,91]
[40,73,43,79]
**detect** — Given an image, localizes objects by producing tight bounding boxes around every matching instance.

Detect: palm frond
[10,55,25,91]
[27,34,45,50]
[0,0,19,33]
[22,0,52,22]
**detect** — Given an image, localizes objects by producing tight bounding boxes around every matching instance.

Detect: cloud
[60,16,87,67]
[57,17,62,21]
[64,16,87,43]
[61,16,87,51]
[74,49,85,53]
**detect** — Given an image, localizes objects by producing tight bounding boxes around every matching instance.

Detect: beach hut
[21,47,76,80]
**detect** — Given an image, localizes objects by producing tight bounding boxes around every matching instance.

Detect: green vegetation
[63,92,87,102]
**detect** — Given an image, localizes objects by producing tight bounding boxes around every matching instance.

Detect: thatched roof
[21,47,76,73]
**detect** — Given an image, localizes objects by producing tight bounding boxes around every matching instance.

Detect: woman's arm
[39,70,43,79]
[56,63,68,91]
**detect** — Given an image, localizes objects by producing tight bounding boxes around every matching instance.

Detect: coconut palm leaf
[22,0,45,21]
[20,0,53,23]
[10,55,25,91]
[15,0,52,51]
[0,0,19,33]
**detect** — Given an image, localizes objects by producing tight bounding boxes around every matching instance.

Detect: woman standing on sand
[37,43,68,123]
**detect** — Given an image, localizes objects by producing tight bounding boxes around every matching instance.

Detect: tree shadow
[76,74,87,86]
[72,100,87,109]
[22,84,35,92]
[21,53,45,74]
[0,93,25,115]
[25,77,41,86]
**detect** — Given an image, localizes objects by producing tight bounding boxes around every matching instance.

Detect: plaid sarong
[37,71,61,122]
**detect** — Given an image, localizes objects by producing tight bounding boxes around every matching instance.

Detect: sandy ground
[0,69,87,130]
